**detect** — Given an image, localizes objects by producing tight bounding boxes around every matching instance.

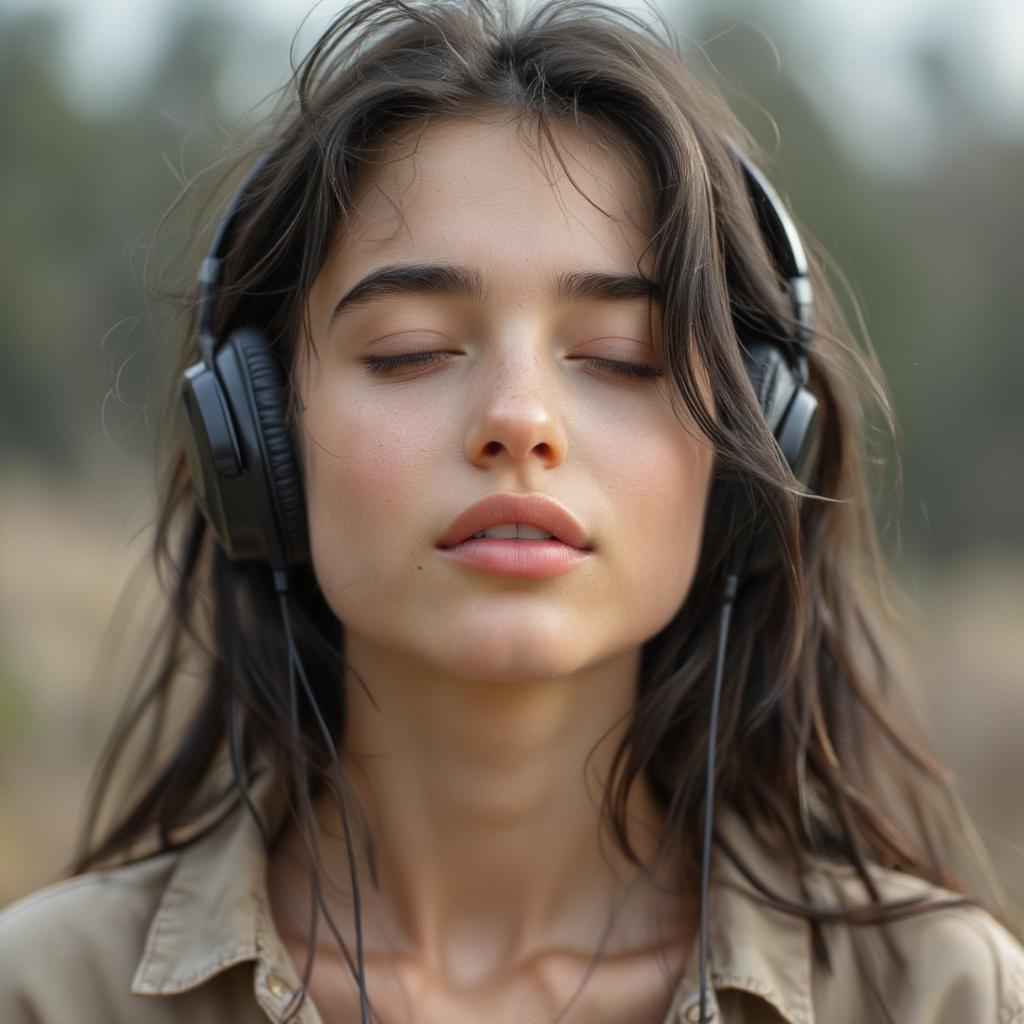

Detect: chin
[421,628,605,684]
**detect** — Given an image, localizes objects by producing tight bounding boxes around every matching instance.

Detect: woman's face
[298,116,715,682]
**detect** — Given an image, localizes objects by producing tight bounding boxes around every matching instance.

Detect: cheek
[300,394,440,617]
[599,423,713,637]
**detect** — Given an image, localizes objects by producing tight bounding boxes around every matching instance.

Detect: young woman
[2,1,1022,1022]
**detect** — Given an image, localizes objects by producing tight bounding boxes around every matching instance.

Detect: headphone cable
[273,569,371,1024]
[697,568,740,1022]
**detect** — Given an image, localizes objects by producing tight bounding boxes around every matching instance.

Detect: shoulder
[809,861,1024,1022]
[0,852,177,952]
[0,853,177,1022]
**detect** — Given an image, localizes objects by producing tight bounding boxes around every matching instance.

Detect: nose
[463,364,568,472]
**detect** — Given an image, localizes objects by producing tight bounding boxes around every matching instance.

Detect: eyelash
[360,351,663,381]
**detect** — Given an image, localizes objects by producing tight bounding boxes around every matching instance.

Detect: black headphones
[180,145,820,580]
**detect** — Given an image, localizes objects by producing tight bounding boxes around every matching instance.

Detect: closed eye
[360,351,663,381]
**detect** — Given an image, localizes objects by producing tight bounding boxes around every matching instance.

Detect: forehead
[319,115,656,293]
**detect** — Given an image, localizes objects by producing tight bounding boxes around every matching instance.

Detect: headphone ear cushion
[739,337,796,436]
[230,329,309,566]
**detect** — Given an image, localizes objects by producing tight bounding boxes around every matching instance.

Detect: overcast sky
[4,0,1022,174]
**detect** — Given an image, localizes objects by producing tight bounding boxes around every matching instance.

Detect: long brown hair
[73,0,1015,1019]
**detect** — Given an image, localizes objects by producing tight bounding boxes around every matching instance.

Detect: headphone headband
[197,150,278,367]
[730,147,813,379]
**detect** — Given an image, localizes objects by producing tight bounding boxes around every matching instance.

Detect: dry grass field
[2,466,1022,918]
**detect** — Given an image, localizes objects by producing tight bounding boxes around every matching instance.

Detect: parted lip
[438,493,592,550]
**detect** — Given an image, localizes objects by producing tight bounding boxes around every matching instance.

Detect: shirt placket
[659,929,724,1024]
[252,889,325,1024]
[253,956,324,1024]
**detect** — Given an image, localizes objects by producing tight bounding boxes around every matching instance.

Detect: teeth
[471,523,555,540]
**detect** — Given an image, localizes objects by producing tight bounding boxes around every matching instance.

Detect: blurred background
[1,0,1022,910]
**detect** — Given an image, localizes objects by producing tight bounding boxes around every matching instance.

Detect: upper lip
[438,493,592,550]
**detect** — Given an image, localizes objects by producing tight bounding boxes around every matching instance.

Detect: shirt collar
[707,805,816,1024]
[131,769,295,999]
[132,775,814,1024]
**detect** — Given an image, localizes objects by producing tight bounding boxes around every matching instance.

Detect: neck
[270,634,691,987]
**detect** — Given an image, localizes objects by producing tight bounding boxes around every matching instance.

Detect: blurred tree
[0,8,243,473]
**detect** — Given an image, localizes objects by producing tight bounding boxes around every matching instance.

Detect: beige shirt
[1,771,1022,1023]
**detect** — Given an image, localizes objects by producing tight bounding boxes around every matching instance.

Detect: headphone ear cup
[226,329,309,568]
[180,360,244,557]
[180,331,309,568]
[727,338,821,578]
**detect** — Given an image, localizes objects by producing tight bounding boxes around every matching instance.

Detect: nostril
[476,438,560,462]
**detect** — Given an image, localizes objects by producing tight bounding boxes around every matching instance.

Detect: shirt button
[267,973,292,1000]
[683,1002,716,1022]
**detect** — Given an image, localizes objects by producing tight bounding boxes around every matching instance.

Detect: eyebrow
[328,262,663,327]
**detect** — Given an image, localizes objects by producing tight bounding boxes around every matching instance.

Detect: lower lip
[438,538,592,578]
